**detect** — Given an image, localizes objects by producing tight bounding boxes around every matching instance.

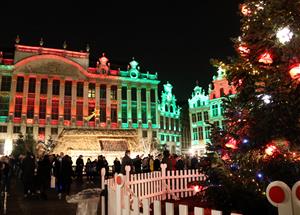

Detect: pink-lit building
[0,42,160,156]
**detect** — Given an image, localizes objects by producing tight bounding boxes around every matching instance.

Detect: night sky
[0,1,241,102]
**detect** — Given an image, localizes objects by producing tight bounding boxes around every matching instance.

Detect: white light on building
[4,139,13,155]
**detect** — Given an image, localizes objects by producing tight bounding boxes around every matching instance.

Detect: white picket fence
[107,173,242,215]
[106,164,206,204]
[102,165,243,215]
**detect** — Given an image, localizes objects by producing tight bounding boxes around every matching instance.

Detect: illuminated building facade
[188,68,236,156]
[158,82,182,154]
[0,43,160,156]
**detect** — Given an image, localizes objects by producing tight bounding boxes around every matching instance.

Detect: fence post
[101,168,106,215]
[161,164,167,200]
[115,174,125,215]
[125,165,131,186]
[124,165,131,198]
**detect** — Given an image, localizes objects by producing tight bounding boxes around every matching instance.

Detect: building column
[46,78,53,122]
[9,75,17,118]
[137,87,142,127]
[21,76,29,121]
[33,77,41,141]
[117,85,122,127]
[71,80,77,126]
[34,77,41,122]
[106,84,111,128]
[59,78,65,125]
[7,75,14,147]
[45,78,53,140]
[83,81,89,126]
[127,86,132,128]
[146,87,151,126]
[155,87,159,127]
[95,82,100,127]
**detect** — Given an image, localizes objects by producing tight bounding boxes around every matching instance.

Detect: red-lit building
[0,42,160,156]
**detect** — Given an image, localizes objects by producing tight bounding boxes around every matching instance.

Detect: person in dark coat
[102,156,109,177]
[191,155,199,169]
[1,156,12,194]
[21,152,36,198]
[175,156,185,170]
[121,150,133,174]
[53,152,64,199]
[162,150,171,170]
[113,157,121,174]
[61,155,73,195]
[37,154,51,200]
[75,155,84,183]
[133,155,142,173]
[154,154,162,171]
[85,158,93,183]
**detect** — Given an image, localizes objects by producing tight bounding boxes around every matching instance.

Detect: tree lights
[202,0,300,213]
[276,26,293,44]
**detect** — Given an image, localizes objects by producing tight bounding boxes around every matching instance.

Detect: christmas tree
[203,1,300,214]
[12,132,36,158]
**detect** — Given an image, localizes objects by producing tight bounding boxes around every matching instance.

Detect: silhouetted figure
[21,152,35,198]
[37,155,51,200]
[113,157,121,174]
[121,150,132,174]
[75,155,84,183]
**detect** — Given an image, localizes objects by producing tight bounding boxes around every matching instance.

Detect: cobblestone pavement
[1,176,101,215]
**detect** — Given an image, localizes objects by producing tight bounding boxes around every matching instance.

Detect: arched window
[170,105,173,113]
[229,89,232,95]
[197,100,201,107]
[165,105,168,112]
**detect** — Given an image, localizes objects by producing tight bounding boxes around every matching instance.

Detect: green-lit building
[188,67,236,156]
[158,82,182,154]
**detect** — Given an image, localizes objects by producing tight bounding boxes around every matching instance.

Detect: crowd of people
[120,149,202,175]
[0,149,203,201]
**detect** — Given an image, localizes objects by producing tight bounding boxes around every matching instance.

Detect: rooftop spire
[40,37,44,46]
[63,41,67,49]
[15,35,20,44]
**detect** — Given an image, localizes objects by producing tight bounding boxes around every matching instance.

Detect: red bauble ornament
[265,144,277,156]
[259,52,273,64]
[289,64,300,80]
[240,4,251,16]
[225,137,238,149]
[238,44,250,56]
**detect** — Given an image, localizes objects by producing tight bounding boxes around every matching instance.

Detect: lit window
[52,80,60,95]
[212,104,218,117]
[111,85,117,100]
[88,83,95,98]
[16,76,24,92]
[0,76,11,91]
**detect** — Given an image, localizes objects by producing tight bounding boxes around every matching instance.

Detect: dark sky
[0,1,241,102]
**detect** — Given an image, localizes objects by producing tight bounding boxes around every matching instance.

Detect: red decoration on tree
[240,4,251,16]
[269,186,285,204]
[265,144,277,156]
[238,44,250,56]
[258,51,273,64]
[225,137,238,149]
[289,64,300,80]
[221,153,230,160]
